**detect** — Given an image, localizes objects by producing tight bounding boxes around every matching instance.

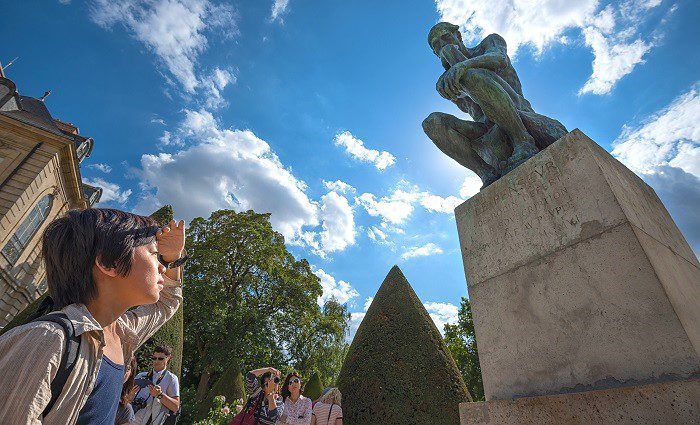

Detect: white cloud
[135,108,319,242]
[418,193,463,213]
[424,301,459,334]
[367,226,388,243]
[83,177,132,205]
[201,67,236,109]
[357,181,466,227]
[87,163,112,173]
[151,118,166,125]
[314,267,359,306]
[434,0,665,95]
[322,179,356,194]
[611,83,700,253]
[459,172,482,198]
[356,190,418,226]
[612,84,700,177]
[270,0,290,22]
[434,0,598,54]
[401,242,444,260]
[334,131,396,171]
[90,0,236,93]
[317,191,356,256]
[578,8,652,95]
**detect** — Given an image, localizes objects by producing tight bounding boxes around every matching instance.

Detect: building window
[1,194,53,263]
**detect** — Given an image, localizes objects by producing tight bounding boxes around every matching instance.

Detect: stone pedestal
[455,130,700,423]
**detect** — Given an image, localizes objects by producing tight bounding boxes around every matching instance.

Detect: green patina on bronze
[423,22,567,189]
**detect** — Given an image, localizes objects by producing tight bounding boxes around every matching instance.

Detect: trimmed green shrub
[304,371,323,401]
[198,365,246,419]
[337,266,471,425]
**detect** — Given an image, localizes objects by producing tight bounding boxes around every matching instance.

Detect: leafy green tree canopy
[443,297,484,401]
[337,266,471,425]
[182,209,349,405]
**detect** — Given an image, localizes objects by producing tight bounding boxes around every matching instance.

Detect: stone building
[0,72,101,327]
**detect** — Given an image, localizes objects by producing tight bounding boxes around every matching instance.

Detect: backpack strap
[33,313,81,418]
[327,403,334,424]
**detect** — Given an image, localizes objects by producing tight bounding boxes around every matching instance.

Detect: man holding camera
[133,344,180,425]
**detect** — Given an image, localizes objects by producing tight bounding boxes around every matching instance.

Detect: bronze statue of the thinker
[423,22,567,188]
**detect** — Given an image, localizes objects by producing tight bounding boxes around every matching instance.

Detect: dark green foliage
[0,293,47,336]
[197,364,246,420]
[443,297,484,401]
[135,205,184,377]
[304,371,323,401]
[337,266,471,425]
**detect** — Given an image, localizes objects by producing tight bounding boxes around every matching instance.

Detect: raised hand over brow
[156,219,186,262]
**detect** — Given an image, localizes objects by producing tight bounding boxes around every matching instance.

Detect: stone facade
[0,75,100,327]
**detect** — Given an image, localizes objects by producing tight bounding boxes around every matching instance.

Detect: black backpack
[31,312,82,418]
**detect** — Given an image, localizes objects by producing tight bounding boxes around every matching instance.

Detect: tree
[181,209,348,406]
[443,297,484,401]
[337,266,471,424]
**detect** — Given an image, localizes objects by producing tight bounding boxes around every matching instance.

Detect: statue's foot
[480,169,501,189]
[504,141,539,173]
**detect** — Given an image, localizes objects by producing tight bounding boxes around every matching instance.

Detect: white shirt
[133,368,180,425]
[279,395,312,425]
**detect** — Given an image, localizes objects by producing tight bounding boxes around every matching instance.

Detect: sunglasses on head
[152,356,166,361]
[290,378,301,384]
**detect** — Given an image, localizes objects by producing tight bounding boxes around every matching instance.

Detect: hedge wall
[336,266,471,424]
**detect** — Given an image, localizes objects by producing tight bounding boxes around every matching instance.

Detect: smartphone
[134,377,152,388]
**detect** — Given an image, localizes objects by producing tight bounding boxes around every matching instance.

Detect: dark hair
[120,356,138,406]
[154,344,172,356]
[259,371,275,390]
[42,208,159,309]
[281,372,303,401]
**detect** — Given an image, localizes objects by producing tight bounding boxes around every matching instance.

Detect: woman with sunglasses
[277,372,312,425]
[242,367,284,425]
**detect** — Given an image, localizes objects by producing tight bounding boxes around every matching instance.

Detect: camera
[273,376,280,384]
[133,397,147,412]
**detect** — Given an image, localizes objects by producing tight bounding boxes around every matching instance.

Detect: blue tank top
[77,355,125,425]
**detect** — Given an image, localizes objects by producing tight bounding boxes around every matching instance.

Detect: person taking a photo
[132,344,180,425]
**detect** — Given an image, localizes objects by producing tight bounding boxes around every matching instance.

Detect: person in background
[132,345,180,425]
[242,367,284,425]
[0,209,186,424]
[278,372,312,425]
[116,357,139,425]
[311,388,342,425]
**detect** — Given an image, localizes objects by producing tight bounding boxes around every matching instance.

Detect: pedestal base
[455,129,700,400]
[460,378,700,425]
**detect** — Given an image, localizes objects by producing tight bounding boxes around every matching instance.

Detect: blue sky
[2,0,698,340]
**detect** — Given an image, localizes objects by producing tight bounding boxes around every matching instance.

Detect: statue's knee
[422,112,444,136]
[461,68,490,88]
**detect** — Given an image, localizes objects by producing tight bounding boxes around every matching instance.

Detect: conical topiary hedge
[337,266,471,424]
[198,364,247,419]
[304,371,324,401]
